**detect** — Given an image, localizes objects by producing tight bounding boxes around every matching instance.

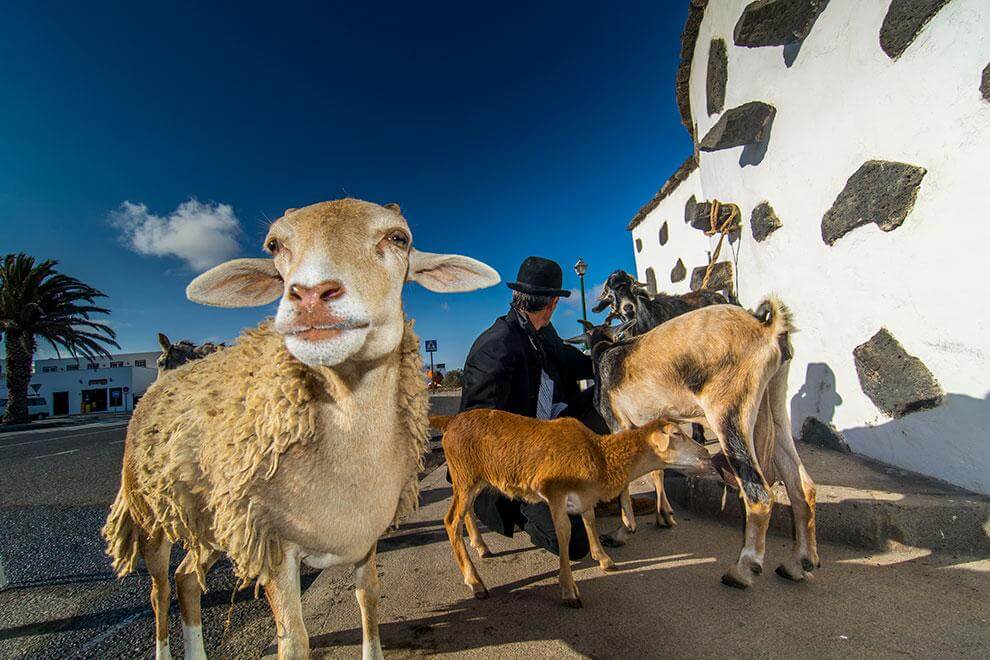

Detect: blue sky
[1,1,691,369]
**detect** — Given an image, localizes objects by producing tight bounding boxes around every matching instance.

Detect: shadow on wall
[841,392,990,495]
[790,362,843,430]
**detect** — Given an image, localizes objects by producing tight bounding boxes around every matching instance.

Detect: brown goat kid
[433,410,713,607]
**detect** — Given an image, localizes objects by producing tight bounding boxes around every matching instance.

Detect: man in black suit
[458,256,601,558]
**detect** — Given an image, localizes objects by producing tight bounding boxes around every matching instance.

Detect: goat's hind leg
[443,486,489,598]
[140,531,174,660]
[708,402,774,589]
[175,549,219,660]
[547,493,581,607]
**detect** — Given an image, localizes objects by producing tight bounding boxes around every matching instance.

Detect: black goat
[592,270,727,336]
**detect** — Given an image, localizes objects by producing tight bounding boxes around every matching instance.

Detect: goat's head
[563,318,634,350]
[186,199,500,367]
[645,420,714,477]
[592,269,650,321]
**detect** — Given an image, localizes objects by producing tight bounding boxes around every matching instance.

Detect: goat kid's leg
[354,546,384,660]
[650,470,677,528]
[463,511,492,558]
[443,488,489,598]
[175,550,219,660]
[708,404,774,589]
[264,546,309,660]
[580,508,615,571]
[141,532,174,660]
[547,495,581,607]
[601,486,635,547]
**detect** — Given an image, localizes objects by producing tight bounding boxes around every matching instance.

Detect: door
[53,391,69,416]
[81,388,108,413]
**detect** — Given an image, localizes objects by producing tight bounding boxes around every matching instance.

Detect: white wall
[633,0,990,493]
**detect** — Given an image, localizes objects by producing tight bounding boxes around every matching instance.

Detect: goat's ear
[186,258,283,308]
[407,249,500,293]
[563,333,590,346]
[591,299,610,313]
[157,333,171,351]
[650,426,673,452]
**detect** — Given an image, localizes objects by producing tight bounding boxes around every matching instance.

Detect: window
[88,363,99,370]
[66,364,79,371]
[42,366,58,373]
[110,361,124,368]
[135,359,147,368]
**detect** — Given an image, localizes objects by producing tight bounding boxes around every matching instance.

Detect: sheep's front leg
[601,487,635,547]
[354,546,384,660]
[547,494,581,607]
[264,546,309,659]
[580,508,615,571]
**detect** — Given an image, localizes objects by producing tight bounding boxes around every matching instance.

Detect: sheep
[591,269,727,530]
[432,408,713,607]
[102,198,500,660]
[567,298,819,589]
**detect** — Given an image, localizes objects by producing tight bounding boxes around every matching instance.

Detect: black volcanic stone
[659,221,669,246]
[684,194,697,224]
[690,201,740,232]
[690,261,734,293]
[750,201,782,241]
[671,258,687,283]
[853,328,943,418]
[800,417,851,453]
[734,0,831,47]
[635,237,643,253]
[699,102,776,151]
[821,160,926,245]
[982,63,990,102]
[645,267,658,295]
[706,39,728,116]
[880,0,952,59]
[675,0,711,138]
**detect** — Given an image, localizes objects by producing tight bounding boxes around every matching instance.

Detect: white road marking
[0,428,126,450]
[32,449,79,460]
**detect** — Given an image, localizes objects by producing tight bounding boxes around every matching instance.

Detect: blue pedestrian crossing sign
[425,340,437,352]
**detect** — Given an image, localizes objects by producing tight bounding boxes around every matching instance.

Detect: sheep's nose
[288,280,344,308]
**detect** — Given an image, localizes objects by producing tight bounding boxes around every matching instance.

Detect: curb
[664,448,990,556]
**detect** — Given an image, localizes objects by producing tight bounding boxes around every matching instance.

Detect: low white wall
[633,0,990,494]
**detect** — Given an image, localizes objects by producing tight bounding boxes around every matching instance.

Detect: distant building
[0,351,160,416]
[627,2,989,494]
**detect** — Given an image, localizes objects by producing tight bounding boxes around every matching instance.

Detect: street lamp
[573,258,588,324]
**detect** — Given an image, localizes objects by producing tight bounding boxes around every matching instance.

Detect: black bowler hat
[506,256,571,298]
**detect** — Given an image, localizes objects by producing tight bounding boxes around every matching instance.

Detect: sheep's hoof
[720,567,752,590]
[775,563,814,583]
[562,596,583,609]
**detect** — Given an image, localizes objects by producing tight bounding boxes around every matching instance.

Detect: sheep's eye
[265,238,280,254]
[387,231,409,248]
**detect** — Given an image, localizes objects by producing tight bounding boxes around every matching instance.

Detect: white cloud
[561,283,604,310]
[109,198,242,271]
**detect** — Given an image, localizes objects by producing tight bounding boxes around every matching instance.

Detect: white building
[629,1,990,494]
[0,351,160,416]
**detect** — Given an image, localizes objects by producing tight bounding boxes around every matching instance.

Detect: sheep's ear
[186,258,283,308]
[384,203,401,213]
[157,333,171,351]
[408,249,500,293]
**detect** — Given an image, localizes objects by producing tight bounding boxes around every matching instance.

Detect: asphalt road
[0,418,285,659]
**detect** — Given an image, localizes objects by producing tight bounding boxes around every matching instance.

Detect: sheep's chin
[284,327,369,367]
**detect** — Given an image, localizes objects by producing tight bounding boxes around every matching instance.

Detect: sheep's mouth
[285,322,370,342]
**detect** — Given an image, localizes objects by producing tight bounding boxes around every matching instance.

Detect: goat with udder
[567,298,819,588]
[591,269,727,532]
[102,199,499,660]
[432,407,713,607]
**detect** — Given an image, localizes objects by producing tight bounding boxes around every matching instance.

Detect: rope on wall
[700,199,740,291]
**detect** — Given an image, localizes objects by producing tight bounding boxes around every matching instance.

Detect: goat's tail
[102,487,142,577]
[753,295,795,361]
[429,414,456,431]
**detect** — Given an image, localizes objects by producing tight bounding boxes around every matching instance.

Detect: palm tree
[1,254,119,424]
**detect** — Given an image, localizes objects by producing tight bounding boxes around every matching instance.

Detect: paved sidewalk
[291,466,989,659]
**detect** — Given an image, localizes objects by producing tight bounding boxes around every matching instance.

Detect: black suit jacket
[459,308,593,417]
